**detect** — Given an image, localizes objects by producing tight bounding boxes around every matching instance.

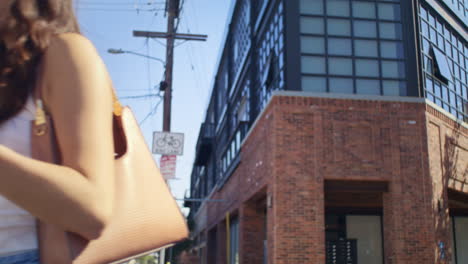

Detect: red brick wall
[194,95,467,264]
[425,104,468,263]
[271,96,435,264]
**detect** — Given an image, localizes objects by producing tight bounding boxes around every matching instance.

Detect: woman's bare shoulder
[40,33,109,100]
[45,33,97,58]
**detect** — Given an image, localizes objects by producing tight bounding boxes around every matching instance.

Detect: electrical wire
[139,97,164,125]
[79,1,165,5]
[151,38,167,47]
[77,7,164,12]
[120,93,163,100]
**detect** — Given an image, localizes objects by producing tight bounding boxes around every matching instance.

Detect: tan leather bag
[30,78,189,263]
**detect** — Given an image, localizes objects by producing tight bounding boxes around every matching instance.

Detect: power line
[77,7,164,12]
[119,93,162,100]
[78,1,165,5]
[139,97,164,125]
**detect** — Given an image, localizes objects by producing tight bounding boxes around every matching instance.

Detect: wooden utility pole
[163,0,176,132]
[133,0,207,133]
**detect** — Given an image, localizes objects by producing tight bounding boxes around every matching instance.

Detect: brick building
[186,0,468,264]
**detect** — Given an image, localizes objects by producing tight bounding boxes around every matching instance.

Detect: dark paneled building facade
[186,0,468,263]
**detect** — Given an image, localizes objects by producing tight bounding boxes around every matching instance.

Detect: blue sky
[77,0,233,213]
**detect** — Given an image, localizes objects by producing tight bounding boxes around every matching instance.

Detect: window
[432,46,453,84]
[326,214,383,264]
[257,1,285,112]
[381,61,405,78]
[354,20,377,38]
[300,0,323,15]
[355,40,378,57]
[383,80,406,96]
[327,0,350,17]
[328,38,352,55]
[378,3,401,21]
[302,77,327,92]
[379,22,402,39]
[380,41,404,58]
[299,0,408,97]
[346,215,383,264]
[329,58,353,76]
[330,78,353,93]
[238,96,249,122]
[452,217,468,264]
[231,0,251,78]
[229,218,239,264]
[352,2,376,19]
[301,36,325,54]
[419,1,468,121]
[302,56,326,74]
[262,50,278,89]
[301,17,324,34]
[327,18,351,36]
[356,79,380,95]
[356,59,379,77]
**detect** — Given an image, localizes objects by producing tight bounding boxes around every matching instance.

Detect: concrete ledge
[272,91,427,103]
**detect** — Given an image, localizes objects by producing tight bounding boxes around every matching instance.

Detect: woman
[0,0,115,263]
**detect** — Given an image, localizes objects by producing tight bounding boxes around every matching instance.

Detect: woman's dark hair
[0,0,80,123]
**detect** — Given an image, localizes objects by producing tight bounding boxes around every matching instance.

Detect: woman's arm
[0,33,115,240]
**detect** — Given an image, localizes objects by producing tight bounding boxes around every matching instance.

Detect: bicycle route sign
[152,131,185,156]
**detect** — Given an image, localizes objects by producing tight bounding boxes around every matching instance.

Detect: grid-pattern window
[219,129,242,177]
[232,79,251,134]
[300,0,407,96]
[419,4,468,121]
[216,61,229,123]
[231,0,251,80]
[439,0,468,27]
[256,1,285,113]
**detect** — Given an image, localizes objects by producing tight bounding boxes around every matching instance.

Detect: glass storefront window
[230,218,239,264]
[453,217,468,264]
[346,215,384,264]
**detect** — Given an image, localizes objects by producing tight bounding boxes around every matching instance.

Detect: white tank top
[0,96,38,255]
